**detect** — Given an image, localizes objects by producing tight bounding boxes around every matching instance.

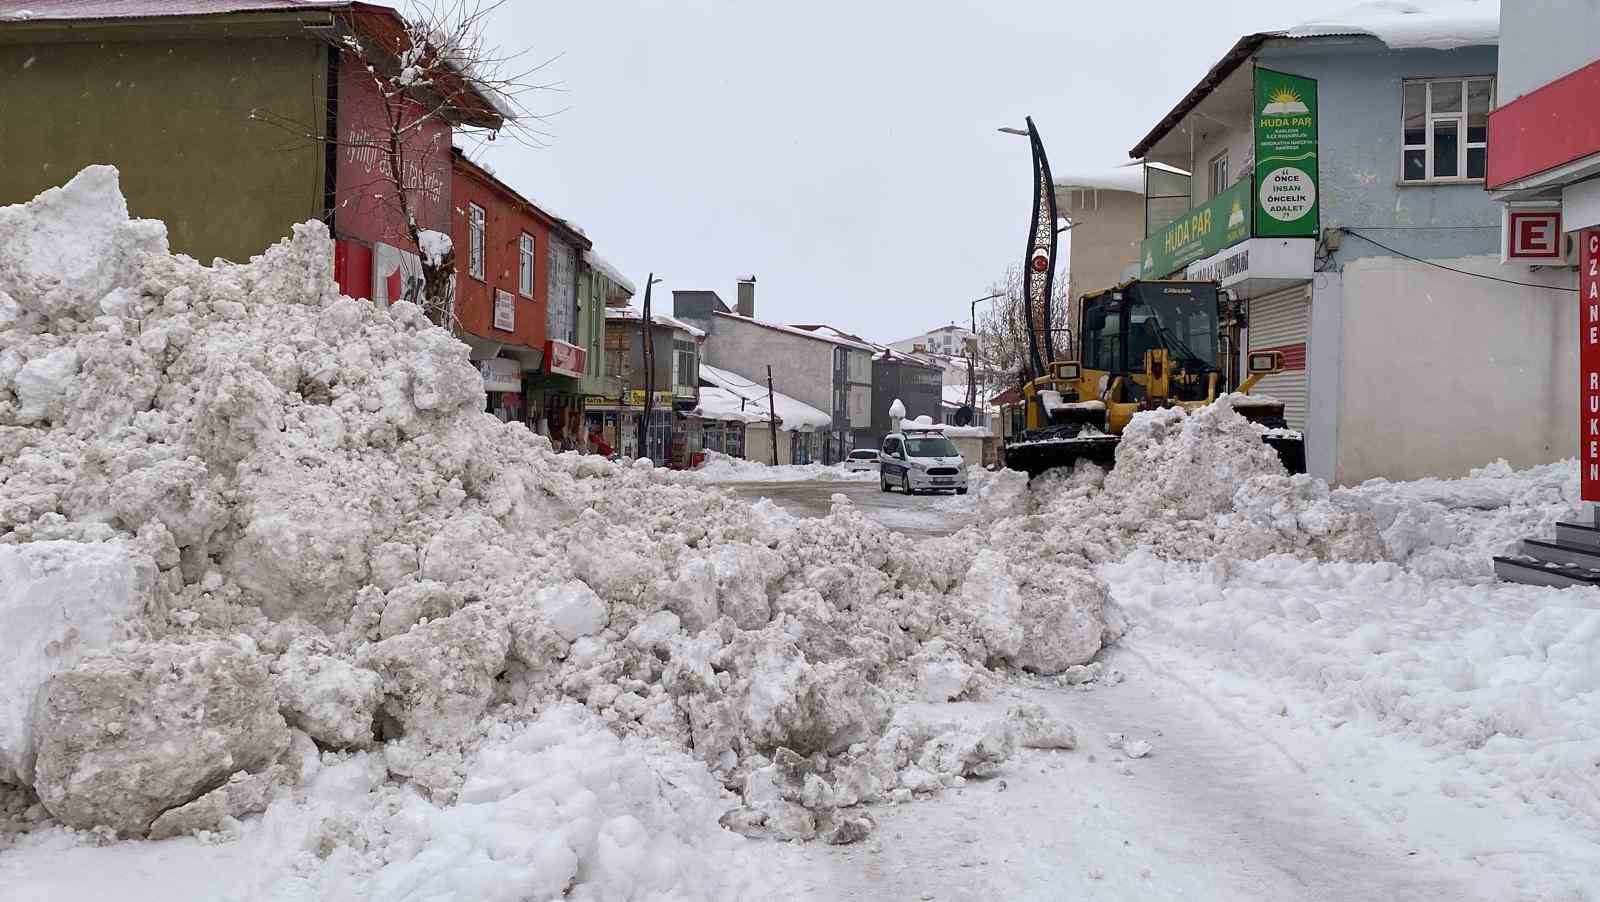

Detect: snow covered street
[3,170,1599,902]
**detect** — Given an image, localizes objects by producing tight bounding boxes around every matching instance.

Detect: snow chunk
[535,579,609,641]
[0,541,155,786]
[12,346,79,424]
[32,639,290,836]
[416,229,452,268]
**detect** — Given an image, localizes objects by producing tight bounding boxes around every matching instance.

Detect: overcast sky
[473,0,1326,345]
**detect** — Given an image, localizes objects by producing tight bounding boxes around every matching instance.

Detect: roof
[605,306,706,338]
[4,2,505,129]
[874,346,943,369]
[451,148,589,246]
[1054,161,1189,195]
[790,323,875,346]
[0,1,345,18]
[697,364,830,430]
[712,310,876,351]
[582,250,636,296]
[1131,2,1500,158]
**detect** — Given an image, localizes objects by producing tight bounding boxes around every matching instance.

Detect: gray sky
[475,0,1324,345]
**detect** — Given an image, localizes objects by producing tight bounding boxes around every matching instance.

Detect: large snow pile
[0,168,1116,883]
[990,399,1383,566]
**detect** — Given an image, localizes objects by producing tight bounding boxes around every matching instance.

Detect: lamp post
[637,274,663,461]
[998,119,1064,379]
[967,292,1004,412]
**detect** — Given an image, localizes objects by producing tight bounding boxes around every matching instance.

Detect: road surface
[712,478,974,537]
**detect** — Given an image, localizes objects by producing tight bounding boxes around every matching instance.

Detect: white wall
[1334,255,1578,484]
[1498,2,1600,103]
[1306,272,1344,482]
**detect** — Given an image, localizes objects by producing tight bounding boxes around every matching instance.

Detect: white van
[879,427,967,494]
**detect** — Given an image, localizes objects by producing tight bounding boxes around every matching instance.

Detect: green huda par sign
[1253,67,1319,238]
[1140,178,1252,277]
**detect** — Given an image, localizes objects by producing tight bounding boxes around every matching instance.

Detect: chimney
[736,276,756,318]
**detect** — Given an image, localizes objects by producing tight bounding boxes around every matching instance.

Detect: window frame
[518,232,535,297]
[1208,151,1230,199]
[1401,75,1493,184]
[467,203,486,281]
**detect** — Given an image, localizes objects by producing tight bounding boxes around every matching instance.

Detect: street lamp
[638,274,664,462]
[997,118,1063,375]
[967,292,1004,412]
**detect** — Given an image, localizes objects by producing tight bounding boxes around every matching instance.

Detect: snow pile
[0,168,1113,876]
[1003,399,1382,565]
[681,450,877,483]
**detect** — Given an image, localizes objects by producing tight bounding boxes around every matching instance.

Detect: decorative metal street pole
[1000,117,1060,380]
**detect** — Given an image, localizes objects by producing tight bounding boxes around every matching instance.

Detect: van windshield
[904,436,958,457]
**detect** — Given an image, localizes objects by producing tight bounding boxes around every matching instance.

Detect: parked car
[844,448,881,472]
[879,427,967,494]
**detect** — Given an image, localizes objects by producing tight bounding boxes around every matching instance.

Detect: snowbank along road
[1,168,1598,901]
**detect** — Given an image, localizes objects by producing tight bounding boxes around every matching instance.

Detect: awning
[1182,238,1315,299]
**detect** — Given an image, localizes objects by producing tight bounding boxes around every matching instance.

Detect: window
[673,340,696,395]
[604,325,631,383]
[467,204,485,280]
[882,437,902,457]
[1209,152,1229,198]
[1402,77,1493,182]
[547,236,576,344]
[518,233,534,297]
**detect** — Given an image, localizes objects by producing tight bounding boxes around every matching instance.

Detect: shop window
[1402,76,1493,182]
[519,233,534,297]
[468,204,485,280]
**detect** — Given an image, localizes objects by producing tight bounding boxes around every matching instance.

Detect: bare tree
[254,0,557,327]
[974,262,1073,398]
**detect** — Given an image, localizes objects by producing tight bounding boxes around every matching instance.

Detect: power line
[1337,228,1579,293]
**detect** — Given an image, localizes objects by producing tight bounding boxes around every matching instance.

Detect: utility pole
[968,292,1004,412]
[766,365,779,466]
[637,273,657,461]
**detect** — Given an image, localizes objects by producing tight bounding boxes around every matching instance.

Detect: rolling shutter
[1247,284,1311,430]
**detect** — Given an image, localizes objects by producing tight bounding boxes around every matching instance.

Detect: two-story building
[597,305,704,465]
[1128,7,1575,484]
[674,281,873,464]
[0,1,502,304]
[450,149,592,442]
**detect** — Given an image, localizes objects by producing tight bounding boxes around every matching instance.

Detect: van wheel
[880,474,891,493]
[902,473,914,495]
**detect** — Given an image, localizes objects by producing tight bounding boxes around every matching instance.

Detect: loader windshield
[1129,294,1218,371]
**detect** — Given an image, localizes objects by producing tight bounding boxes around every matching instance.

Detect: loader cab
[1079,281,1222,401]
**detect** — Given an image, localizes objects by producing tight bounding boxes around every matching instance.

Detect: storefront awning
[1181,237,1315,299]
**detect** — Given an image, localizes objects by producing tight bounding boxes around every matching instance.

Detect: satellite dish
[954,405,974,427]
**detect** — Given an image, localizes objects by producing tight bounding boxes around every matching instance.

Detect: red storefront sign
[546,340,587,378]
[1582,229,1600,501]
[1504,208,1565,264]
[1487,59,1600,190]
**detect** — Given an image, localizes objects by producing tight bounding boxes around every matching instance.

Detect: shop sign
[1253,68,1319,238]
[1140,178,1252,277]
[627,390,674,407]
[1185,243,1250,285]
[477,357,522,392]
[1503,206,1565,264]
[494,289,515,331]
[546,339,587,378]
[1582,229,1600,501]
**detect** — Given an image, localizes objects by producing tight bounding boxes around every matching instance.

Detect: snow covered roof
[698,364,830,430]
[712,311,876,352]
[582,250,636,296]
[789,323,877,347]
[875,346,942,369]
[1285,1,1499,50]
[1132,2,1497,159]
[1053,162,1189,195]
[604,306,705,338]
[0,1,346,19]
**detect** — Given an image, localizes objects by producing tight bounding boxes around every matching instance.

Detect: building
[596,306,704,465]
[1128,7,1575,484]
[887,324,978,358]
[0,1,502,301]
[697,365,831,465]
[674,281,873,464]
[866,348,943,449]
[1052,163,1158,307]
[450,149,593,445]
[1485,1,1599,498]
[580,251,635,402]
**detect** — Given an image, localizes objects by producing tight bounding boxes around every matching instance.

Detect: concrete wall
[1498,1,1600,103]
[1259,41,1502,264]
[1332,254,1577,483]
[1058,189,1144,303]
[870,359,942,446]
[698,314,836,418]
[0,24,327,263]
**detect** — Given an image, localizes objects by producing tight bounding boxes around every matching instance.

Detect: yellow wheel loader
[1001,279,1306,477]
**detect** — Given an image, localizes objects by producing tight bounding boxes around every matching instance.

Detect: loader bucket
[1264,434,1307,474]
[1003,434,1120,478]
